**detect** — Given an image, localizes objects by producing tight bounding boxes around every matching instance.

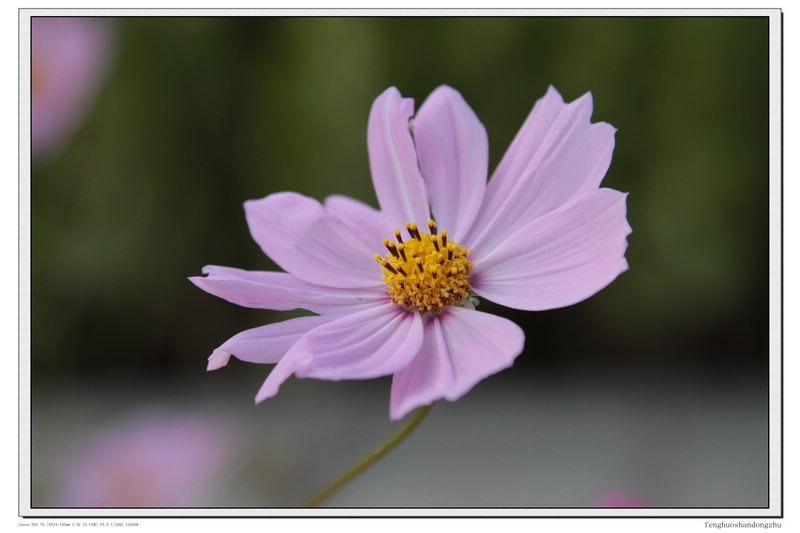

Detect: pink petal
[210,315,332,368]
[471,188,631,311]
[244,192,384,289]
[253,349,306,404]
[412,85,488,240]
[464,86,616,255]
[255,303,423,402]
[206,349,231,371]
[323,194,394,254]
[367,87,430,229]
[390,307,525,420]
[189,265,385,314]
[389,316,451,420]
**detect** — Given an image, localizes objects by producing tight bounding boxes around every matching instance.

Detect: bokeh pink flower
[53,410,239,507]
[594,488,652,508]
[192,85,631,420]
[31,17,114,159]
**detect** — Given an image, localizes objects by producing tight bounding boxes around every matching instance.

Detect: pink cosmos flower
[191,85,631,421]
[31,17,114,159]
[53,410,239,507]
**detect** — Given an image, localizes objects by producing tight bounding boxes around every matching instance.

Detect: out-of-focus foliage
[31,17,769,379]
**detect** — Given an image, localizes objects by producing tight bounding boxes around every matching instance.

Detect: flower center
[374,220,472,314]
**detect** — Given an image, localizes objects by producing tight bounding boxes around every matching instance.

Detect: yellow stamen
[375,222,472,314]
[384,239,400,258]
[406,222,421,241]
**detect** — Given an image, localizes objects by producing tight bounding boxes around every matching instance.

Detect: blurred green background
[30,16,770,508]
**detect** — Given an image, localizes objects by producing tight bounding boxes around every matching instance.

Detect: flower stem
[300,404,432,507]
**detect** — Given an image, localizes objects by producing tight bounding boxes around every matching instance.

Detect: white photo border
[17,7,783,519]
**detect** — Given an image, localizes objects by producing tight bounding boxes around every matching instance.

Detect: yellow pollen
[375,222,473,314]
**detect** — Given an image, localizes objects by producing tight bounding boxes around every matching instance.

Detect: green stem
[301,404,432,507]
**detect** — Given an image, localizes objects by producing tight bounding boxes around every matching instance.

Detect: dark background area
[29,16,770,508]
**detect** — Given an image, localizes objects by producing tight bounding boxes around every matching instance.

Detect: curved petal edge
[390,307,525,420]
[471,188,631,311]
